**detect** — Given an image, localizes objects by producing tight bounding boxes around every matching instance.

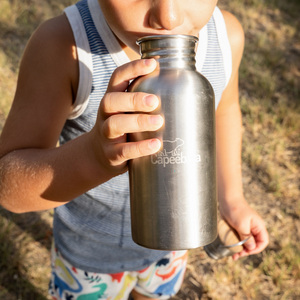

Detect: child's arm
[216,11,269,259]
[0,14,162,213]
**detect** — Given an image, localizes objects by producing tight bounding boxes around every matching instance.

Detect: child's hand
[219,199,269,260]
[90,58,163,175]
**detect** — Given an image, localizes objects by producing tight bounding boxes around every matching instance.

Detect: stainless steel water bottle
[128,35,217,250]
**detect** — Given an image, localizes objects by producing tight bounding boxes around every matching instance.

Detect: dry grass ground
[0,0,299,299]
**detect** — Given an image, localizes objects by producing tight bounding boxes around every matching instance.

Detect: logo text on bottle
[151,138,201,167]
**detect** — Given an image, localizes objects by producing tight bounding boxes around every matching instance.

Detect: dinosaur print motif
[109,272,124,283]
[77,283,107,300]
[53,257,83,298]
[112,274,136,300]
[153,268,183,296]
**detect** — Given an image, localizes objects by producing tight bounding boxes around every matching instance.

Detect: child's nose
[148,0,184,31]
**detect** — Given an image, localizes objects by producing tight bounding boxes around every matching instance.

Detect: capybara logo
[157,138,184,156]
[151,138,201,167]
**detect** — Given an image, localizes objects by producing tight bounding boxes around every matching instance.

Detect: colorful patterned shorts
[48,243,188,300]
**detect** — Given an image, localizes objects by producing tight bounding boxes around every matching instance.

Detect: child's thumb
[234,220,255,251]
[239,231,255,251]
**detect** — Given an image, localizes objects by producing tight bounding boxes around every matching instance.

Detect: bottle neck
[137,35,198,70]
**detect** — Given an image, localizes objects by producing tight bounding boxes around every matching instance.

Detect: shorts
[48,242,188,300]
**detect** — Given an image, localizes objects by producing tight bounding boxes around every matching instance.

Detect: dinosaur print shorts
[48,243,188,300]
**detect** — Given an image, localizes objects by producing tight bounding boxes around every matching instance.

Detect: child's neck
[118,38,141,61]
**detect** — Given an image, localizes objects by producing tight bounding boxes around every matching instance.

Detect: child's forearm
[0,132,113,213]
[0,59,162,214]
[216,101,244,205]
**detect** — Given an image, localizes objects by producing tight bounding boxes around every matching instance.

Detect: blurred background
[0,0,299,299]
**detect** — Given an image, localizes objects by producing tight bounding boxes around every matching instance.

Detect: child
[0,0,269,299]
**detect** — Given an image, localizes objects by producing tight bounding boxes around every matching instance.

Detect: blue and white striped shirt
[54,0,232,273]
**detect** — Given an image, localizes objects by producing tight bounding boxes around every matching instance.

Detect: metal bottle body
[128,35,217,250]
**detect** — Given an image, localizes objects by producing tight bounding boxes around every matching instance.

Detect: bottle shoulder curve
[128,68,213,93]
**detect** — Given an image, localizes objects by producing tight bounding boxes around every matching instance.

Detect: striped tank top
[54,0,232,274]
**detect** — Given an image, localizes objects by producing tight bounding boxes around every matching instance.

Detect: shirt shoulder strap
[64,4,93,120]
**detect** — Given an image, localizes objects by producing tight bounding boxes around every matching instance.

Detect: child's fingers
[107,59,157,92]
[102,113,164,139]
[243,228,269,256]
[111,139,162,164]
[101,92,159,115]
[240,234,256,251]
[232,253,239,261]
[235,218,269,259]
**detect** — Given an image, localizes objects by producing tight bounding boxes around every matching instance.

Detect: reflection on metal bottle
[128,35,217,250]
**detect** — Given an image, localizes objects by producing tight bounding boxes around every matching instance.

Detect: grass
[0,0,300,299]
[0,209,53,300]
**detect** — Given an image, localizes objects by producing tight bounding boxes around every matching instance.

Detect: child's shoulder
[214,10,245,114]
[220,9,245,68]
[2,14,79,156]
[26,14,77,69]
[18,13,78,109]
[217,10,245,81]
